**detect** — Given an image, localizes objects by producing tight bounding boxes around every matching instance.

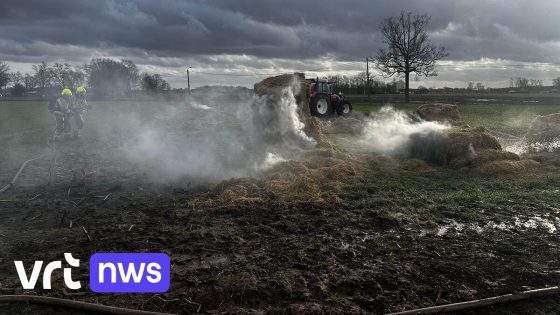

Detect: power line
[192,71,286,77]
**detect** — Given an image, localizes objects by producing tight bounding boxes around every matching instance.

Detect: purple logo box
[90,253,170,293]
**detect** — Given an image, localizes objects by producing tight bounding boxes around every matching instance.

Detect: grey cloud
[1,0,559,88]
[1,0,559,62]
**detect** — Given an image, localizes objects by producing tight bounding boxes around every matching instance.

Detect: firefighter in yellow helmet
[51,88,73,140]
[69,86,89,139]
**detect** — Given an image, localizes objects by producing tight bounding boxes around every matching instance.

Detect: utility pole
[187,67,192,95]
[366,57,371,104]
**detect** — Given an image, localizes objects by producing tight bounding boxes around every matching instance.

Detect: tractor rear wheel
[310,94,333,117]
[337,101,352,116]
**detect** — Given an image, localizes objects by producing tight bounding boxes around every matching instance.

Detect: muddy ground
[1,103,560,314]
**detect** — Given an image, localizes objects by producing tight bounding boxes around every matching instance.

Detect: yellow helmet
[76,86,86,94]
[61,88,72,96]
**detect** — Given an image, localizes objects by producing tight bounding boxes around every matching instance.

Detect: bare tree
[9,72,24,86]
[0,62,10,93]
[48,63,85,89]
[85,58,140,99]
[510,77,542,89]
[376,11,447,103]
[24,74,36,90]
[530,79,543,87]
[553,77,560,88]
[141,73,170,93]
[32,61,51,91]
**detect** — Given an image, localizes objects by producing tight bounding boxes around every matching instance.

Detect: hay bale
[215,178,263,205]
[414,104,463,125]
[445,127,503,166]
[408,126,502,166]
[472,149,520,166]
[475,159,540,176]
[523,151,560,167]
[254,73,334,149]
[525,113,560,146]
[406,104,540,175]
[259,148,366,204]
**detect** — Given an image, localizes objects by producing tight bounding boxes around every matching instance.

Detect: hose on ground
[0,295,176,315]
[387,286,560,315]
[0,155,46,194]
[0,127,58,194]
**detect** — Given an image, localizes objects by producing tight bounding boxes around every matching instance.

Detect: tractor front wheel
[337,101,352,116]
[310,94,333,117]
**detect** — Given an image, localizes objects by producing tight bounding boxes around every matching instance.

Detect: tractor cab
[309,78,333,95]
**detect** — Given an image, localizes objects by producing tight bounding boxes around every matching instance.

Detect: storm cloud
[1,0,560,87]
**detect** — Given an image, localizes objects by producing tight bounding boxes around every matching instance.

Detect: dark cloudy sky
[1,0,560,88]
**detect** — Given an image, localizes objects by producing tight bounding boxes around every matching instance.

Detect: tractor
[307,78,352,117]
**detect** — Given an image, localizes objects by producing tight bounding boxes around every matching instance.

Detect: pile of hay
[254,73,334,149]
[414,104,463,126]
[409,104,539,175]
[263,148,363,204]
[193,148,366,207]
[408,126,501,166]
[474,159,540,176]
[525,113,560,151]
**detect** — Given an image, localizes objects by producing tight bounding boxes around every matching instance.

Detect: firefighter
[51,88,73,140]
[70,86,89,139]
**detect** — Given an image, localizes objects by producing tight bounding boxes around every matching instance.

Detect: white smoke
[358,106,448,156]
[121,84,315,183]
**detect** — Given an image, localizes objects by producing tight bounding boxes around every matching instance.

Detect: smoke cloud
[358,106,449,157]
[120,84,315,183]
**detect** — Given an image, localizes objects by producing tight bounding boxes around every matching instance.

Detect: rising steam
[121,83,315,182]
[358,106,449,157]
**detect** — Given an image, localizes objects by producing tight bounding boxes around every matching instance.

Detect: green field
[3,99,560,141]
[0,100,167,145]
[353,102,560,136]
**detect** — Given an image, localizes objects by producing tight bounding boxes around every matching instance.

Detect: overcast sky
[1,0,560,88]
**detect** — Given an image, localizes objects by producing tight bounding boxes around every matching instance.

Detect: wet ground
[1,100,560,314]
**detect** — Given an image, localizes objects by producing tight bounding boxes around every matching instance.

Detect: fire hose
[0,127,59,194]
[0,155,46,193]
[0,295,176,315]
[387,286,560,315]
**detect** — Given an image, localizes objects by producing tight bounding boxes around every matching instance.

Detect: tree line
[0,59,171,98]
[328,72,405,94]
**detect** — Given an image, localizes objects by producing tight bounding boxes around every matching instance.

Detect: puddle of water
[420,214,558,236]
[436,220,465,236]
[529,140,560,152]
[514,216,557,233]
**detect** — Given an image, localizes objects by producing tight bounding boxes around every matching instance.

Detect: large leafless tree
[376,12,447,103]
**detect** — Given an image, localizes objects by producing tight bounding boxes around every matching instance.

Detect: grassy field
[0,100,166,141]
[3,99,560,140]
[353,102,560,135]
